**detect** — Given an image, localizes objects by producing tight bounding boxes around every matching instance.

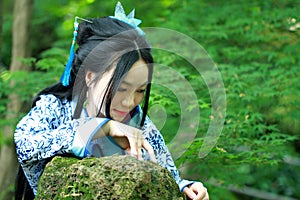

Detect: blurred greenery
[1,0,299,199]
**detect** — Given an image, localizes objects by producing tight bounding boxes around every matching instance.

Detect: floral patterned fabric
[14,94,195,195]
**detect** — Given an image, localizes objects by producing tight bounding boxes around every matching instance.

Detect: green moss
[36,155,185,200]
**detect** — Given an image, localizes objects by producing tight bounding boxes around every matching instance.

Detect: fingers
[108,120,155,162]
[203,193,209,200]
[137,134,142,160]
[183,186,197,200]
[127,133,141,160]
[127,131,156,162]
[142,140,157,162]
[193,182,207,200]
[183,182,209,200]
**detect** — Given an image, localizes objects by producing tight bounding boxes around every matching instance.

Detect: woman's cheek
[135,93,144,105]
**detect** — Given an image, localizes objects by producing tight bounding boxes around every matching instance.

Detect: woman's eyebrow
[122,80,148,87]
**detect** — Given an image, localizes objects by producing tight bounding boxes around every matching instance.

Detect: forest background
[0,0,299,199]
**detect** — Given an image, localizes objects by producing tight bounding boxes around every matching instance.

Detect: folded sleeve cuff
[72,118,110,157]
[179,179,196,192]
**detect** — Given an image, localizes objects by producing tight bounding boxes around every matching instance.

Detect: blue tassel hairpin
[60,16,92,86]
[61,2,143,86]
[110,1,145,36]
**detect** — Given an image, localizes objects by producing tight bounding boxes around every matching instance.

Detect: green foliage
[146,0,300,199]
[1,0,300,199]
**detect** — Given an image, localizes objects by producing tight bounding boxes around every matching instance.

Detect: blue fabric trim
[84,118,110,157]
[179,180,196,192]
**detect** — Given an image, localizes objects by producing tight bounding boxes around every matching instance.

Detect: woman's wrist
[100,119,111,137]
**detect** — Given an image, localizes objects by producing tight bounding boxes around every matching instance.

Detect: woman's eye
[137,89,146,93]
[117,88,127,92]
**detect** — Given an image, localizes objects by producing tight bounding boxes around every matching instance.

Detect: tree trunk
[0,0,3,68]
[0,0,33,198]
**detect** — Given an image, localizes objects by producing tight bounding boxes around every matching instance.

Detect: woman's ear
[85,70,95,87]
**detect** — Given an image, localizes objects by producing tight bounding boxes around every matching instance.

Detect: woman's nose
[121,94,134,108]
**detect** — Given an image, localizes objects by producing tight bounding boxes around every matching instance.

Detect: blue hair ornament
[110,1,145,36]
[61,2,143,86]
[60,16,92,86]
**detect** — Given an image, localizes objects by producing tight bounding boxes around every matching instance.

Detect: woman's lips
[113,109,128,116]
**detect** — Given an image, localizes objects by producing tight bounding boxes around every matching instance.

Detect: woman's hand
[102,120,157,162]
[183,182,209,200]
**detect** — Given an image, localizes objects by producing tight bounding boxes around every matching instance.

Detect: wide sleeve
[14,94,109,194]
[142,116,196,192]
[15,95,75,163]
[14,94,111,162]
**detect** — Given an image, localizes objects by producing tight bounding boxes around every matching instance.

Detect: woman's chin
[110,114,124,122]
[113,117,123,122]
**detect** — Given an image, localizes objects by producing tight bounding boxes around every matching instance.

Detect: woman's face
[86,59,148,122]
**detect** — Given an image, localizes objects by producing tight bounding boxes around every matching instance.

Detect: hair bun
[76,20,94,46]
[76,17,138,46]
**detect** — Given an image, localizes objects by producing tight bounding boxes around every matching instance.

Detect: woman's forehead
[121,59,148,87]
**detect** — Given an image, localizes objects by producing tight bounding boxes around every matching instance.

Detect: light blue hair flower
[110,1,145,36]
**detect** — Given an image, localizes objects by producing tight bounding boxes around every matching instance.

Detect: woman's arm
[141,116,195,190]
[14,95,110,194]
[14,95,155,194]
[14,95,108,162]
[15,95,75,162]
[91,120,156,162]
[142,116,209,199]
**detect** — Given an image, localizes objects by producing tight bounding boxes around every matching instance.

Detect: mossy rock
[36,155,185,200]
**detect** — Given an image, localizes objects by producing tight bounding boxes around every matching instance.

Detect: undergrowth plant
[1,0,299,199]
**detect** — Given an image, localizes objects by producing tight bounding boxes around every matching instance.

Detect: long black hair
[15,17,153,199]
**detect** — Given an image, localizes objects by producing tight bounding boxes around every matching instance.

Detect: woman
[14,3,209,200]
